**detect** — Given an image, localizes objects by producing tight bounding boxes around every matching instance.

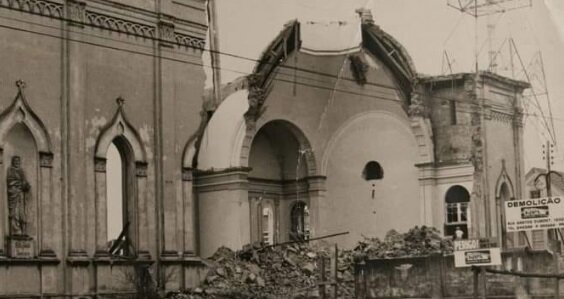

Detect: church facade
[0,2,529,297]
[0,0,208,296]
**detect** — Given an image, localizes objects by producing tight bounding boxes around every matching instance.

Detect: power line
[1,11,563,125]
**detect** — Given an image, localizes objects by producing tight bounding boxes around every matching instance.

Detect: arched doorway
[247,120,314,244]
[444,185,471,239]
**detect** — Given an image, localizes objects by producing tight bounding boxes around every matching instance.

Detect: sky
[203,0,564,173]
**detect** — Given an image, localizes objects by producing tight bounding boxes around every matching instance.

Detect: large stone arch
[197,89,249,171]
[245,119,320,244]
[321,110,417,175]
[243,119,317,177]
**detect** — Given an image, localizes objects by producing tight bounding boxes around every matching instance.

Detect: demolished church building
[0,1,529,297]
[196,10,530,258]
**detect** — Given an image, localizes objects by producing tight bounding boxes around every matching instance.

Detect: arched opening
[4,124,38,238]
[444,185,470,239]
[290,201,310,241]
[262,206,274,245]
[362,161,384,180]
[106,137,135,256]
[248,120,314,244]
[499,183,513,248]
[106,142,123,242]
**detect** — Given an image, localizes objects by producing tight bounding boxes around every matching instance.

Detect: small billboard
[453,239,501,268]
[504,197,564,232]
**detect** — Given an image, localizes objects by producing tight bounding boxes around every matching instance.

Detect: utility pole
[542,141,560,299]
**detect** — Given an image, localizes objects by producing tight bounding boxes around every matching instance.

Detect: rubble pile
[167,242,359,299]
[166,226,451,299]
[354,226,453,258]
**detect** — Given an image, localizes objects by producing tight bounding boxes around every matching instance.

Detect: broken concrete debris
[166,226,451,299]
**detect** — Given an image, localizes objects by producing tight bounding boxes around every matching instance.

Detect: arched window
[290,202,310,241]
[362,161,383,180]
[262,207,274,245]
[444,185,470,239]
[106,142,123,242]
[499,183,512,248]
[106,137,135,256]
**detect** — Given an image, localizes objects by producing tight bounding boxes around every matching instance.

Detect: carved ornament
[66,0,86,25]
[39,152,53,168]
[94,157,106,173]
[408,92,426,117]
[244,74,266,127]
[158,20,175,45]
[135,161,148,178]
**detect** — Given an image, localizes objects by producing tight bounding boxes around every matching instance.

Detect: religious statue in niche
[7,155,31,236]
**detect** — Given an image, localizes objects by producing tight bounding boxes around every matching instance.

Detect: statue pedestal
[8,235,34,259]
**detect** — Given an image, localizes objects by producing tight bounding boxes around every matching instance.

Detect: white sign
[453,239,501,268]
[454,248,502,267]
[504,197,564,232]
[454,239,480,251]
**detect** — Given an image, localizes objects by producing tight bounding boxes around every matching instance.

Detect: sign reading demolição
[453,239,501,268]
[504,196,564,232]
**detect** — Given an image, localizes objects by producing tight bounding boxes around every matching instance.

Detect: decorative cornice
[490,110,513,124]
[85,10,156,38]
[0,0,63,18]
[0,1,206,49]
[175,32,206,50]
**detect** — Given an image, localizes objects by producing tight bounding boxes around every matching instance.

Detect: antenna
[447,0,532,72]
[447,0,532,18]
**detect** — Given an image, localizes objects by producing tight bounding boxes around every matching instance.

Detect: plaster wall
[0,0,207,296]
[245,50,424,248]
[198,188,250,258]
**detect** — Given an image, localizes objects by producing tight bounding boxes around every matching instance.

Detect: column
[39,152,55,257]
[306,176,327,239]
[196,168,251,258]
[94,157,108,257]
[182,168,195,255]
[66,0,88,258]
[0,149,4,256]
[136,161,150,259]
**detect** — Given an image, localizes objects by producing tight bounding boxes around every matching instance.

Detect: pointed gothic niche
[0,80,54,258]
[93,97,150,259]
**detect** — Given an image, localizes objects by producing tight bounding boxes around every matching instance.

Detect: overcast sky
[202,0,564,173]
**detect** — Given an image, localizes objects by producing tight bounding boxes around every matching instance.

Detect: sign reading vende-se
[504,196,564,232]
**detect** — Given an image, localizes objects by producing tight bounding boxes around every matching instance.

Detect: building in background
[523,168,564,250]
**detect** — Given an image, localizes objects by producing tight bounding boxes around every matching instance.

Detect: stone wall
[0,0,208,297]
[355,250,554,299]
